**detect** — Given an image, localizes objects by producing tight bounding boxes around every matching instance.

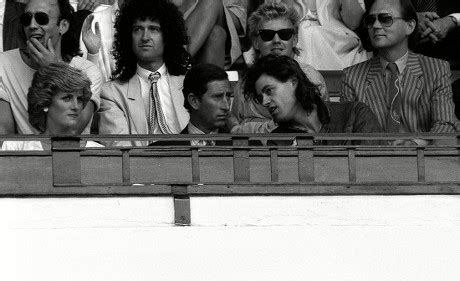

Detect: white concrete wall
[2,196,460,281]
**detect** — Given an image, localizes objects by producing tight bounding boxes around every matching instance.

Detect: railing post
[416,146,426,182]
[121,149,131,185]
[51,136,81,186]
[348,148,357,183]
[296,136,314,183]
[232,136,250,182]
[172,184,191,226]
[270,148,279,182]
[191,148,201,182]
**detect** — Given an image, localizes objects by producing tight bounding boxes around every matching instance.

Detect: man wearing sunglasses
[341,0,456,145]
[229,2,328,134]
[0,0,103,135]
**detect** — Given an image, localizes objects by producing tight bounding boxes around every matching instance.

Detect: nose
[221,97,230,111]
[372,17,383,29]
[261,94,270,107]
[141,29,149,41]
[272,33,281,42]
[28,16,39,28]
[70,98,82,111]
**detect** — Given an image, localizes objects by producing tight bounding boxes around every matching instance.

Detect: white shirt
[136,64,181,134]
[187,122,218,146]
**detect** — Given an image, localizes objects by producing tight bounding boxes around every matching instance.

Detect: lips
[67,114,79,119]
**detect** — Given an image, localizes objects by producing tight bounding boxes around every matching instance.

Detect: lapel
[401,52,424,105]
[126,75,148,134]
[168,74,190,131]
[364,57,387,127]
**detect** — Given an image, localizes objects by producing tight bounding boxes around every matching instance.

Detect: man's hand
[421,16,457,43]
[416,12,440,43]
[82,14,102,55]
[26,38,61,67]
[78,0,101,12]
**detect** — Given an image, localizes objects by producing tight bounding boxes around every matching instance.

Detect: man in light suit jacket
[98,0,191,146]
[341,0,456,145]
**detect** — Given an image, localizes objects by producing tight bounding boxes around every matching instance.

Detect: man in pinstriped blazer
[341,0,456,145]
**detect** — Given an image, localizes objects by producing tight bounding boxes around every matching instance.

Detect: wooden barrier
[1,133,459,226]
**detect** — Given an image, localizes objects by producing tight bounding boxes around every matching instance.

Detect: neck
[289,107,322,133]
[138,60,164,73]
[190,117,215,134]
[44,126,78,136]
[378,41,409,62]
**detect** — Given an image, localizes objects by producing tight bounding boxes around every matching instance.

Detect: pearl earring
[44,108,48,112]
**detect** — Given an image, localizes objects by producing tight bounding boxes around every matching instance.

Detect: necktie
[386,62,403,133]
[149,72,172,134]
[414,0,438,13]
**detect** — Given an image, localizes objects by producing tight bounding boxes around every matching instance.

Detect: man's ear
[188,93,201,110]
[253,38,260,52]
[58,18,70,36]
[406,19,416,36]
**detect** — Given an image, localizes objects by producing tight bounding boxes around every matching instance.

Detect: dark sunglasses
[20,12,50,27]
[363,13,404,28]
[258,29,295,41]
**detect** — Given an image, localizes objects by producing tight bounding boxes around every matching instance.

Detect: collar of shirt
[188,122,218,146]
[136,63,167,82]
[379,51,409,75]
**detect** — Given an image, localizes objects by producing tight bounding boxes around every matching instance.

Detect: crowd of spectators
[0,0,458,151]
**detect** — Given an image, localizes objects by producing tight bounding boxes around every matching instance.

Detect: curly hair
[244,55,330,125]
[182,63,228,112]
[248,2,300,56]
[112,0,191,82]
[28,63,92,133]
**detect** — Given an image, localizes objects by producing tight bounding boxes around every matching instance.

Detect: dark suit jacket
[341,52,456,133]
[269,101,382,146]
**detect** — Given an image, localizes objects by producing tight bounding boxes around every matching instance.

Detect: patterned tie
[149,72,172,134]
[414,0,438,13]
[386,63,403,133]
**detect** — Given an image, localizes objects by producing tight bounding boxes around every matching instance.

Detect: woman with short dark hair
[2,63,103,150]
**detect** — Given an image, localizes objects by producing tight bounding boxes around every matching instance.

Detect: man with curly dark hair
[98,0,192,146]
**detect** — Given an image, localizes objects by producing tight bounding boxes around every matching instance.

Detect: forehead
[259,18,294,30]
[133,18,161,27]
[26,0,59,14]
[205,80,231,94]
[54,90,84,97]
[255,74,283,89]
[370,0,402,15]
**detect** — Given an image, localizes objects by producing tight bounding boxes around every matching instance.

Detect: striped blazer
[340,52,456,133]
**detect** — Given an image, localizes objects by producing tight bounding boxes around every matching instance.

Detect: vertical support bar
[172,185,191,226]
[232,136,250,182]
[121,149,130,185]
[297,136,314,183]
[417,147,426,182]
[52,136,81,186]
[191,148,200,182]
[270,148,279,182]
[348,148,357,183]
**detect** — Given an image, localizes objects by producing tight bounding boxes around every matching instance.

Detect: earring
[44,108,48,112]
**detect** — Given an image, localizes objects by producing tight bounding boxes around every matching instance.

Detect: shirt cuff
[449,13,460,27]
[412,139,429,146]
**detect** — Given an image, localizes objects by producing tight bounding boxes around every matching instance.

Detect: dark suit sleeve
[352,102,383,145]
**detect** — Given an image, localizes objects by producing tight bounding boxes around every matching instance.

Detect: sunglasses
[363,13,404,28]
[258,29,295,41]
[20,12,51,27]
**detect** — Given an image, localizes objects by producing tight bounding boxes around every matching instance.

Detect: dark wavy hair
[244,55,330,125]
[112,0,191,82]
[28,63,92,133]
[183,64,228,112]
[57,0,81,61]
